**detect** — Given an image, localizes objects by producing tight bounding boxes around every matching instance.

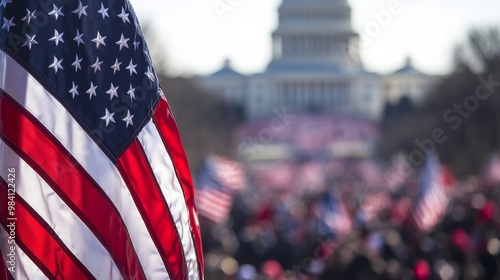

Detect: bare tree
[378,27,500,177]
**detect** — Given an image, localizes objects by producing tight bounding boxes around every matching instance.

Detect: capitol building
[196,0,438,120]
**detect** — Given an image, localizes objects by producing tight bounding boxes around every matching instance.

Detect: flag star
[0,0,12,8]
[71,54,82,72]
[97,2,109,19]
[86,82,98,99]
[48,5,64,20]
[90,57,103,73]
[1,17,15,32]
[106,83,119,100]
[72,1,88,18]
[127,85,136,101]
[100,109,115,127]
[117,7,130,24]
[133,40,140,51]
[73,29,84,46]
[110,58,122,74]
[91,32,106,49]
[22,9,37,25]
[115,34,130,51]
[145,66,155,82]
[21,33,38,50]
[125,59,137,76]
[49,30,64,46]
[69,82,79,99]
[48,56,63,73]
[122,110,134,128]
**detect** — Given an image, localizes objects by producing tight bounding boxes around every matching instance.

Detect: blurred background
[131,0,500,279]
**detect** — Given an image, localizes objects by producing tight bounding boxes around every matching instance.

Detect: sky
[129,0,500,76]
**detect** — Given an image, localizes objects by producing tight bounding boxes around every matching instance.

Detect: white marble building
[196,0,438,120]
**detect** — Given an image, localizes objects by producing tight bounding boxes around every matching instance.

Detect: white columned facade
[195,0,436,121]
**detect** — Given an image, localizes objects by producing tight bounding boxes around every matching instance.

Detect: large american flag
[0,1,203,279]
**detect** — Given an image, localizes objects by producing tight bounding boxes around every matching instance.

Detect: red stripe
[0,92,146,280]
[0,179,95,279]
[116,140,187,280]
[153,98,204,277]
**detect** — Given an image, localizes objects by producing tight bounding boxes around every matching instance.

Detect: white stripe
[0,50,170,279]
[1,227,48,280]
[0,141,121,279]
[138,121,200,280]
[0,51,6,87]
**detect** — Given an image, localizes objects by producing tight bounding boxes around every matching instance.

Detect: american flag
[0,1,203,279]
[413,154,454,232]
[195,154,246,224]
[208,154,246,193]
[313,192,353,238]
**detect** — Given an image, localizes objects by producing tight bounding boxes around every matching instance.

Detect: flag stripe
[116,140,187,280]
[0,91,146,280]
[153,98,205,276]
[0,227,47,280]
[1,1,204,277]
[198,190,233,208]
[1,51,170,279]
[197,190,234,209]
[0,141,122,279]
[197,190,233,210]
[0,224,52,280]
[138,121,200,280]
[196,189,233,224]
[0,179,95,280]
[413,155,450,232]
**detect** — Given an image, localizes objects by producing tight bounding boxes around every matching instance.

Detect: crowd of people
[200,167,500,280]
[196,116,500,279]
